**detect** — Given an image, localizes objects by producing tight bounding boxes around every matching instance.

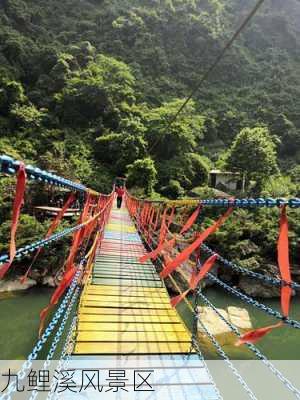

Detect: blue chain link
[200,197,300,208]
[199,292,300,399]
[0,155,86,192]
[201,244,300,291]
[0,268,82,400]
[207,273,300,329]
[27,288,80,400]
[197,313,258,400]
[0,221,88,264]
[46,316,78,400]
[127,192,300,208]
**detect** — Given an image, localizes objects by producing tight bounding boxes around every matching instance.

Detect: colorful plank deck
[72,202,220,399]
[74,204,192,355]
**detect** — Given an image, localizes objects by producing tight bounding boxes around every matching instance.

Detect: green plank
[92,272,161,282]
[93,272,158,279]
[93,265,156,273]
[95,258,152,266]
[92,277,163,288]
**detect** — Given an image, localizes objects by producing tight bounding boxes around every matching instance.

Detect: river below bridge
[0,286,300,360]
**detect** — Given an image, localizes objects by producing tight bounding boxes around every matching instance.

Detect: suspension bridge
[0,154,300,400]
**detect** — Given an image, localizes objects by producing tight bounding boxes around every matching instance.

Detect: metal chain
[195,289,258,400]
[0,268,82,400]
[28,290,80,400]
[46,316,78,400]
[0,155,86,192]
[187,264,223,400]
[207,273,300,329]
[0,222,90,264]
[189,258,202,355]
[200,197,300,208]
[201,243,300,291]
[199,292,300,399]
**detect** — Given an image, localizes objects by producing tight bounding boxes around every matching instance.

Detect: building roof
[210,169,241,175]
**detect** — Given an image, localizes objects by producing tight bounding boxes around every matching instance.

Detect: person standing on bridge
[115,186,124,209]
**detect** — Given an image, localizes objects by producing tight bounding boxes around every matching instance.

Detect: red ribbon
[146,206,156,243]
[0,163,27,279]
[180,205,202,234]
[171,290,190,307]
[278,205,292,317]
[64,194,92,273]
[39,266,77,336]
[236,206,292,346]
[170,254,218,307]
[139,207,169,263]
[21,192,76,284]
[235,322,283,346]
[190,254,218,290]
[161,208,233,278]
[141,204,202,266]
[166,206,175,228]
[153,208,161,232]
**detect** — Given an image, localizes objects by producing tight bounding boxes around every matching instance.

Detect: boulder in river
[0,278,37,293]
[238,276,280,298]
[42,276,56,288]
[197,305,252,346]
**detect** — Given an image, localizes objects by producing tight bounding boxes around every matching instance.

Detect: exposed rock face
[28,268,48,283]
[197,305,252,346]
[238,276,280,298]
[0,278,37,292]
[198,306,232,335]
[42,276,56,288]
[227,306,252,330]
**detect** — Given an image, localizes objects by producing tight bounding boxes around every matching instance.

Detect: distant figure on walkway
[115,186,124,209]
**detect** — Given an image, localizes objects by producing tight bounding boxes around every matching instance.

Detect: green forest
[0,0,300,290]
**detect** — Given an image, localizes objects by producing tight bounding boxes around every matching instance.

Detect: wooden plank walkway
[71,203,220,399]
[74,205,192,355]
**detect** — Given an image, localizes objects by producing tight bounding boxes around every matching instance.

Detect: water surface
[0,286,299,360]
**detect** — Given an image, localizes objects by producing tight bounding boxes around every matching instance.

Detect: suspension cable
[201,243,300,291]
[199,292,300,399]
[0,154,99,195]
[149,0,266,152]
[207,273,300,329]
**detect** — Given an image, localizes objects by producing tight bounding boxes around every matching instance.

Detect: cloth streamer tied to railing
[0,163,27,279]
[0,157,114,337]
[126,191,298,345]
[39,191,114,336]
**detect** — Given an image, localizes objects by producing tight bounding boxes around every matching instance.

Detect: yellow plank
[86,285,166,294]
[85,291,169,301]
[77,331,190,342]
[74,341,192,354]
[78,307,177,316]
[105,225,136,233]
[106,223,132,228]
[83,294,170,304]
[81,300,170,309]
[78,314,181,324]
[77,322,187,332]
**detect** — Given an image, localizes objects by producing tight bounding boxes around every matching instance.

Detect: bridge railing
[0,154,114,350]
[125,190,300,399]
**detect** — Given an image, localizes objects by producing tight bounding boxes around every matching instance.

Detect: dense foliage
[0,0,299,280]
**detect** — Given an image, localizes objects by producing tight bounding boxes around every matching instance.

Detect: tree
[145,99,206,161]
[157,153,210,192]
[126,157,157,195]
[225,127,279,191]
[96,133,146,175]
[160,179,184,199]
[10,103,47,128]
[261,175,296,198]
[54,54,136,128]
[0,77,26,115]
